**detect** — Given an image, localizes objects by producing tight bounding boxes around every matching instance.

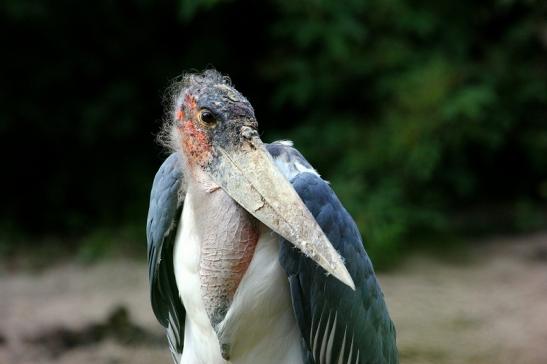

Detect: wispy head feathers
[158,69,232,152]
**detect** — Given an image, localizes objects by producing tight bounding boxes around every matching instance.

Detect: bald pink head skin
[176,93,214,170]
[171,71,257,178]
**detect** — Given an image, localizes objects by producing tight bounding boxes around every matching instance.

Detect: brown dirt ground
[1,232,546,364]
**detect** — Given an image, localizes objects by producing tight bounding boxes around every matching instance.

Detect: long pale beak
[204,129,355,290]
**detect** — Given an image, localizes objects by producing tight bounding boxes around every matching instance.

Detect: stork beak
[204,129,355,290]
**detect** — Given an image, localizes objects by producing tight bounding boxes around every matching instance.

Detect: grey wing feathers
[267,141,399,364]
[146,152,186,363]
[266,140,319,181]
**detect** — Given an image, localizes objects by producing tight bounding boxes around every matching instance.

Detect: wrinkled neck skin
[184,164,259,336]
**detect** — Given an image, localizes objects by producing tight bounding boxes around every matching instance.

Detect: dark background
[1,0,546,267]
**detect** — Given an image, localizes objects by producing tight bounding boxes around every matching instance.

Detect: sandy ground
[1,232,546,364]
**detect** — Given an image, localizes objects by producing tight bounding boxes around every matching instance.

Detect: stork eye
[198,109,217,128]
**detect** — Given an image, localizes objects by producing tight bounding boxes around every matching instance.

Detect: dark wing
[146,152,186,364]
[267,141,399,364]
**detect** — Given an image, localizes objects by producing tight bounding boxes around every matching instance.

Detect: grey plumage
[271,142,398,364]
[146,152,186,363]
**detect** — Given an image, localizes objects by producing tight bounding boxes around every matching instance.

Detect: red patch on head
[181,119,212,167]
[179,93,213,168]
[184,94,198,112]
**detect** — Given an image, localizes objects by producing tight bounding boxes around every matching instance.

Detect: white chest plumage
[173,190,304,364]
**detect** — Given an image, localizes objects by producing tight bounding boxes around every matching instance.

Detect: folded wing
[146,152,186,363]
[268,142,399,364]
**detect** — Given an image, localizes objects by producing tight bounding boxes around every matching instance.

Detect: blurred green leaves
[1,0,545,268]
[261,0,547,267]
[179,0,230,20]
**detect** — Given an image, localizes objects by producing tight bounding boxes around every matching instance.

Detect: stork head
[169,71,257,174]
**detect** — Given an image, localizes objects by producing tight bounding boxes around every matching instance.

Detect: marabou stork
[146,70,398,364]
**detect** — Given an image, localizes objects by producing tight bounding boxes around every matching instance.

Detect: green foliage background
[1,0,546,267]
